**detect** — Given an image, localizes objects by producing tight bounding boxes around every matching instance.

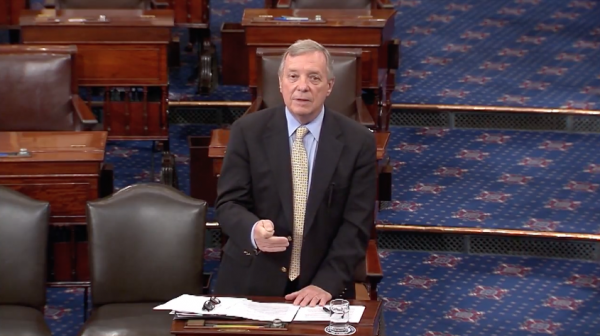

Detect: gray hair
[278,39,335,80]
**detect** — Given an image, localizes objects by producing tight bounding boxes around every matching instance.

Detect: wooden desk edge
[207,129,389,161]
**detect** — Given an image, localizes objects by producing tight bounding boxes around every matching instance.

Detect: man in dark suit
[214,39,376,307]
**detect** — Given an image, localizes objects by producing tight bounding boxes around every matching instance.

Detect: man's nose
[296,77,310,91]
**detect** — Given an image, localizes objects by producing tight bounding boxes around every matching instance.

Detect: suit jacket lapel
[304,109,343,236]
[262,107,294,231]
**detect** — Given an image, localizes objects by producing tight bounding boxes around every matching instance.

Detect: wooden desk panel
[237,8,395,90]
[171,297,382,336]
[19,9,174,139]
[0,131,107,282]
[207,128,388,165]
[0,131,106,224]
[0,0,27,27]
[76,45,167,86]
[169,0,209,27]
[20,26,172,43]
[6,182,94,218]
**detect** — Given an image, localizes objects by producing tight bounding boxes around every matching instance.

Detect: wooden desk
[171,297,383,336]
[154,0,208,28]
[0,0,27,28]
[0,131,107,282]
[20,9,174,141]
[203,128,391,205]
[208,128,389,174]
[221,8,396,91]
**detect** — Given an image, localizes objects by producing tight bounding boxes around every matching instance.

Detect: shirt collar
[285,106,324,141]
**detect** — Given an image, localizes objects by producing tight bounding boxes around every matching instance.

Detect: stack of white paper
[154,295,366,323]
[154,295,300,322]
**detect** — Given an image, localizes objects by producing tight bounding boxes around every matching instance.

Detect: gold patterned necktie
[289,125,309,281]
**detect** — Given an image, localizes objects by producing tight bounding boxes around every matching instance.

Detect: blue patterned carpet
[3,1,599,335]
[105,124,600,234]
[4,0,600,107]
[377,127,600,234]
[174,0,600,109]
[44,250,600,336]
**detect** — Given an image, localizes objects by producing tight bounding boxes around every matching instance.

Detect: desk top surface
[242,9,395,28]
[171,296,382,336]
[20,9,174,27]
[0,131,107,162]
[209,128,389,161]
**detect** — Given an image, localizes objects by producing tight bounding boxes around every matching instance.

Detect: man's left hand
[285,285,332,307]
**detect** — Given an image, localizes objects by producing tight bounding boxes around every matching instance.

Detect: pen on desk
[211,325,264,329]
[273,16,309,21]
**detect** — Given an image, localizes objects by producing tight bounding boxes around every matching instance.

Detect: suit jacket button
[243,251,251,256]
[287,236,292,242]
[281,267,287,273]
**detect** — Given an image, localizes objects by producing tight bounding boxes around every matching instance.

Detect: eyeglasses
[202,296,221,312]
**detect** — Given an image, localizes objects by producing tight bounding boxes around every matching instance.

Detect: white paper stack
[154,295,300,322]
[154,295,366,323]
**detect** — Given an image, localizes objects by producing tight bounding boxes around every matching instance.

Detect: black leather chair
[0,186,52,336]
[0,45,97,132]
[246,48,379,129]
[78,183,209,336]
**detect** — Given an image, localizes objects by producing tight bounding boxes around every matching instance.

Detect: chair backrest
[0,45,78,132]
[0,186,50,311]
[56,0,150,9]
[291,0,372,9]
[86,183,207,307]
[256,48,362,118]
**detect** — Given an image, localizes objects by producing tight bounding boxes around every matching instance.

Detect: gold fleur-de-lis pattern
[289,126,309,281]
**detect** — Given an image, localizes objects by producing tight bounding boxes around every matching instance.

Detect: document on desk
[228,301,300,322]
[153,295,300,322]
[294,305,366,323]
[153,295,249,315]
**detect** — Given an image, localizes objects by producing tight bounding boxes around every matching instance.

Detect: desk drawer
[75,45,168,85]
[0,181,97,221]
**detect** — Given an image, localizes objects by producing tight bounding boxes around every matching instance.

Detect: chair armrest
[72,95,98,127]
[151,0,170,9]
[374,132,389,162]
[355,98,376,129]
[244,97,264,116]
[376,0,395,9]
[208,129,230,159]
[365,239,383,300]
[276,0,292,8]
[365,240,382,279]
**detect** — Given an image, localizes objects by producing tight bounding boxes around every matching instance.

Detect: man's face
[279,51,334,123]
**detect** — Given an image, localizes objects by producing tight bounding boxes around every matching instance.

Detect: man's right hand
[254,220,289,252]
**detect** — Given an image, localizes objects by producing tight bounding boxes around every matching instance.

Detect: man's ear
[326,78,335,96]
